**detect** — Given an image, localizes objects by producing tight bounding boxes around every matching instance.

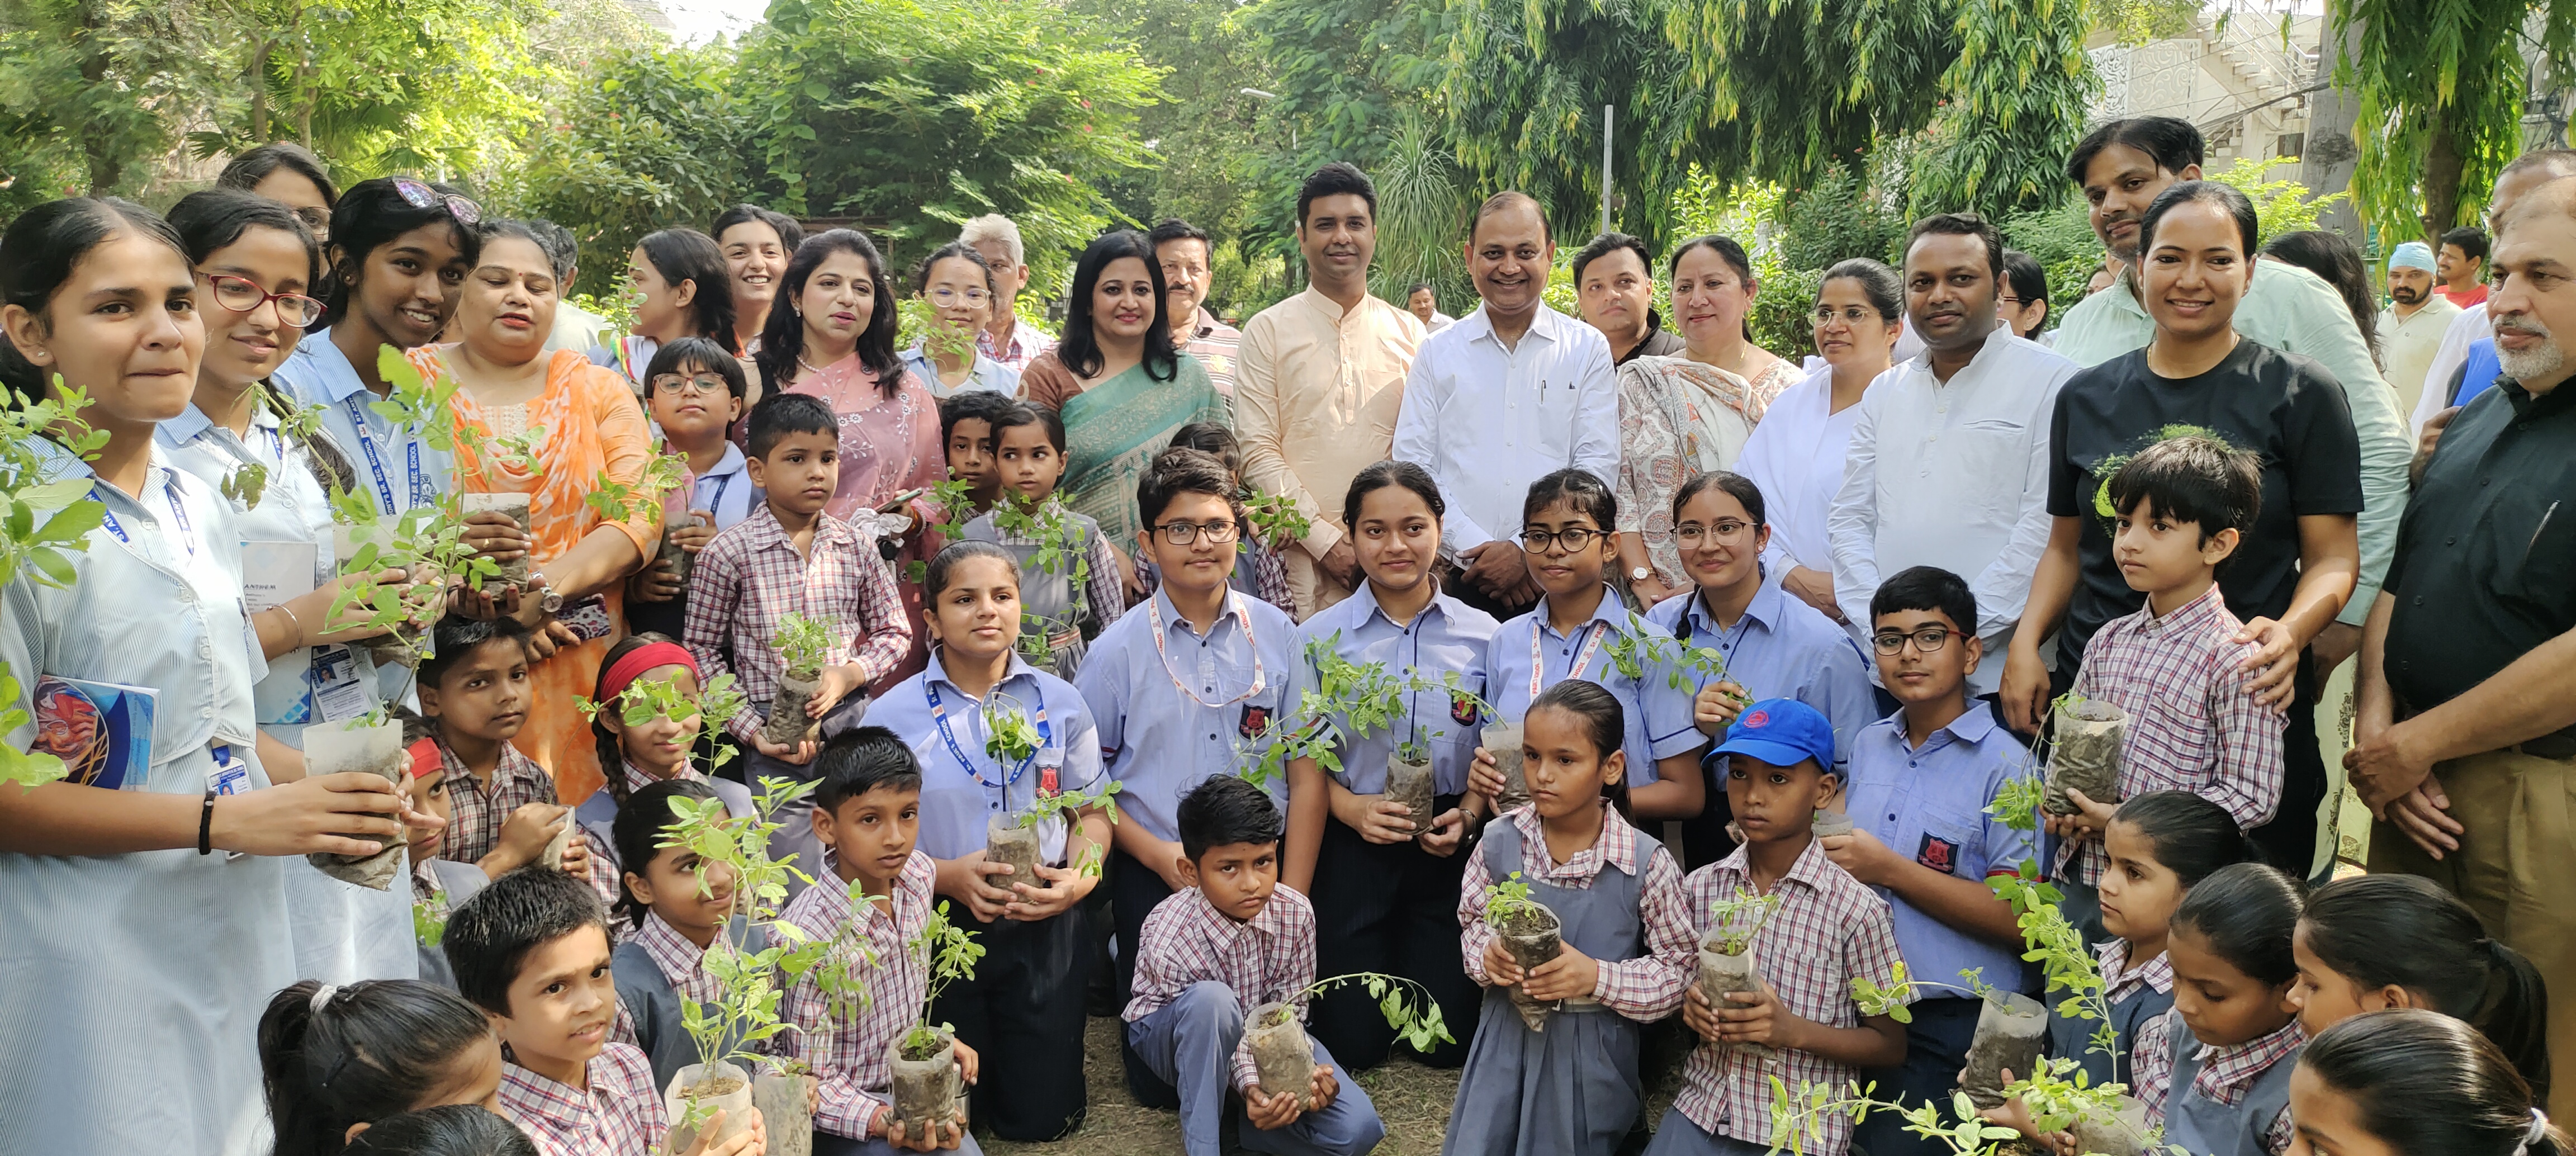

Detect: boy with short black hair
[939,390,1020,517]
[1826,566,2038,1156]
[1122,775,1384,1156]
[2052,436,2282,904]
[1653,699,1909,1156]
[778,726,981,1155]
[1072,448,1318,1102]
[446,868,759,1155]
[685,392,914,887]
[629,337,756,638]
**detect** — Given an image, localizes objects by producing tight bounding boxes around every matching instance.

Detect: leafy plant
[771,612,834,680]
[1764,1076,2153,1156]
[584,446,690,528]
[412,892,451,949]
[902,478,982,583]
[991,494,1091,585]
[1257,972,1455,1054]
[1604,613,1734,693]
[0,383,112,788]
[1703,887,1783,956]
[1235,635,1493,788]
[900,296,981,364]
[325,490,508,722]
[220,462,272,510]
[982,695,1043,766]
[1481,871,1540,927]
[898,901,988,1056]
[1011,779,1123,832]
[488,425,550,478]
[1241,489,1310,552]
[577,662,751,776]
[369,347,469,454]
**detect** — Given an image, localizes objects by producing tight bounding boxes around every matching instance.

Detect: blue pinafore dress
[2159,1008,2301,1156]
[1442,819,1648,1156]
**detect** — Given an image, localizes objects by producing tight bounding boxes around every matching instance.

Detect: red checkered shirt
[2061,585,2283,884]
[430,736,558,868]
[2134,1009,2303,1154]
[585,761,711,940]
[683,504,913,746]
[1122,883,1318,1094]
[2099,938,2173,1007]
[1454,803,1694,1020]
[496,1043,664,1156]
[1670,835,1911,1151]
[779,850,938,1140]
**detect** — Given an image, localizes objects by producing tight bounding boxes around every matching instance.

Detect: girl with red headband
[572,631,755,939]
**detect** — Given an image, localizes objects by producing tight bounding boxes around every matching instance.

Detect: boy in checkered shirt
[2048,437,2284,932]
[444,866,762,1156]
[777,727,979,1155]
[1649,699,1909,1156]
[1121,775,1385,1156]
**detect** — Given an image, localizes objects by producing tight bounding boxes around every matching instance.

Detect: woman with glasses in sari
[1018,230,1228,590]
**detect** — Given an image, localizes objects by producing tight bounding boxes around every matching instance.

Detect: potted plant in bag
[1245,972,1451,1111]
[1696,887,1784,1057]
[760,612,834,748]
[886,902,987,1145]
[1481,873,1561,1031]
[977,688,1124,897]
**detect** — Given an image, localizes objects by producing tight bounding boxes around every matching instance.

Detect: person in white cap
[2379,239,2460,418]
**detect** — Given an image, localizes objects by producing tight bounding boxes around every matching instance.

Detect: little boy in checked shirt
[776,728,981,1156]
[1122,776,1385,1156]
[2051,438,2284,931]
[1649,698,1908,1156]
[444,866,761,1156]
[685,393,915,892]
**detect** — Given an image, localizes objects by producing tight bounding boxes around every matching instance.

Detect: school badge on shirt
[1239,704,1271,738]
[1916,832,1962,875]
[1451,694,1479,727]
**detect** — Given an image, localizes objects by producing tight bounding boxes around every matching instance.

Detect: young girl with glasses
[626,337,752,641]
[901,241,1021,400]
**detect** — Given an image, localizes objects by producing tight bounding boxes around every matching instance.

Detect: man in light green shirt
[2054,117,2410,664]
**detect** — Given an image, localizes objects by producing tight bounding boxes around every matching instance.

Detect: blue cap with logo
[1711,698,1837,773]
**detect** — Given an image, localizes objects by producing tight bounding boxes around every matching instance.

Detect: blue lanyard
[95,481,196,557]
[340,394,429,513]
[696,470,737,519]
[925,680,1053,789]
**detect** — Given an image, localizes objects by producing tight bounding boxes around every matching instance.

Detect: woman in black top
[2004,179,2364,872]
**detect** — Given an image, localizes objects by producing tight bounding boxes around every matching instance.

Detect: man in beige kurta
[1235,162,1426,618]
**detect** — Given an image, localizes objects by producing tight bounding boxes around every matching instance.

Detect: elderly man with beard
[2347,175,2576,1123]
[2378,241,2459,418]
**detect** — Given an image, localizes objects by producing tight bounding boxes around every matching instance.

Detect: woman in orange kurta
[419,222,655,804]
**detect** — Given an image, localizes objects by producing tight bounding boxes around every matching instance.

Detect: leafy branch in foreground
[1257,971,1454,1053]
[1234,634,1494,787]
[899,901,988,1054]
[0,382,111,788]
[1605,612,1734,693]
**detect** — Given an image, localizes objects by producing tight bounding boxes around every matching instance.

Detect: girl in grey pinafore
[2154,1006,2302,1156]
[962,505,1107,679]
[1442,819,1648,1156]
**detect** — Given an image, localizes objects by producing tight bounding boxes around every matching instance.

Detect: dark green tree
[2328,0,2574,242]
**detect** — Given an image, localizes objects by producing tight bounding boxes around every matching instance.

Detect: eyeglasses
[394,177,482,226]
[1518,527,1601,553]
[289,206,330,234]
[650,373,733,397]
[1154,519,1242,546]
[1811,305,1878,325]
[201,274,324,328]
[1672,519,1754,547]
[929,287,991,307]
[1871,627,1955,655]
[1997,295,2030,308]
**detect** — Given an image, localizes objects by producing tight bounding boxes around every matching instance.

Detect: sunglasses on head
[393,177,482,226]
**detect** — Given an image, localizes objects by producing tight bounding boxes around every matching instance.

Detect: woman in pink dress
[751,228,944,690]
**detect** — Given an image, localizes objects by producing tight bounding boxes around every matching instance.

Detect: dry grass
[981,1014,1691,1155]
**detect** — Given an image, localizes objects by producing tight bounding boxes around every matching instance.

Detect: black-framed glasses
[394,177,482,226]
[1518,526,1601,553]
[1872,626,1954,655]
[201,274,325,328]
[650,373,732,397]
[1155,519,1242,546]
[1673,519,1754,547]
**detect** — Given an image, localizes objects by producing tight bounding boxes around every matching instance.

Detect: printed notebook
[31,676,156,790]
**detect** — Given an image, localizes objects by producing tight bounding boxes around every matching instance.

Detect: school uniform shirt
[1827,334,2076,694]
[1842,701,2037,993]
[0,439,291,1156]
[898,344,1021,400]
[2051,938,2174,1091]
[2133,1010,2303,1156]
[959,500,1124,640]
[2061,586,2284,884]
[1298,585,1499,795]
[678,442,759,533]
[1672,837,1910,1152]
[780,849,939,1139]
[869,651,1107,865]
[576,760,747,939]
[1072,587,1310,843]
[1123,883,1318,1093]
[274,328,453,517]
[615,911,777,1091]
[1645,572,1874,770]
[433,736,558,868]
[1455,802,1693,1017]
[1486,589,1703,788]
[2052,261,2411,631]
[496,1043,664,1156]
[1736,362,1866,576]
[1391,303,1620,551]
[681,503,913,747]
[2045,339,2366,669]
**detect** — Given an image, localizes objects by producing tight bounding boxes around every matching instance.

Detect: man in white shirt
[1828,213,2078,696]
[1393,191,1619,618]
[2378,241,2460,419]
[1405,283,1455,333]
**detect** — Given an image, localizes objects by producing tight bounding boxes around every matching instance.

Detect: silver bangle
[272,603,304,645]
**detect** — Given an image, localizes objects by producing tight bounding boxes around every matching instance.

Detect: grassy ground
[983,1015,1689,1155]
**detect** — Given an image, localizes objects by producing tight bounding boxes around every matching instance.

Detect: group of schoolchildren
[0,186,2555,1156]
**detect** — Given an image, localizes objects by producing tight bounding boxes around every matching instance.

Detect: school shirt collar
[2097,939,2174,1002]
[695,441,748,483]
[922,647,1045,704]
[1181,881,1298,942]
[618,760,704,799]
[1508,798,1649,878]
[1150,584,1247,642]
[1872,697,2004,755]
[740,500,858,555]
[291,329,371,403]
[38,434,188,510]
[633,910,712,991]
[1536,584,1631,643]
[1349,581,1467,635]
[158,399,287,452]
[2138,582,2228,636]
[1711,828,1841,896]
[2193,1018,2306,1106]
[1676,564,1787,641]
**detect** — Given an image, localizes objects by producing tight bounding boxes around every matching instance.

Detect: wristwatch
[1630,566,1654,584]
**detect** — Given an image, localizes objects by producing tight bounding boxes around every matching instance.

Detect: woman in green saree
[1018,230,1227,591]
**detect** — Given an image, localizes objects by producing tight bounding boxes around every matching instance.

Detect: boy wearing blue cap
[1647,697,1910,1156]
[1826,566,2039,1156]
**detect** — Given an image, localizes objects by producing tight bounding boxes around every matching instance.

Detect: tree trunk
[79,8,122,195]
[2421,115,2465,245]
[2302,15,2364,240]
[250,37,271,143]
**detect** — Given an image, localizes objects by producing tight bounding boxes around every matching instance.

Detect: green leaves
[1481,871,1537,927]
[1295,971,1455,1052]
[991,493,1090,585]
[1705,885,1782,956]
[772,612,835,679]
[1241,489,1310,553]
